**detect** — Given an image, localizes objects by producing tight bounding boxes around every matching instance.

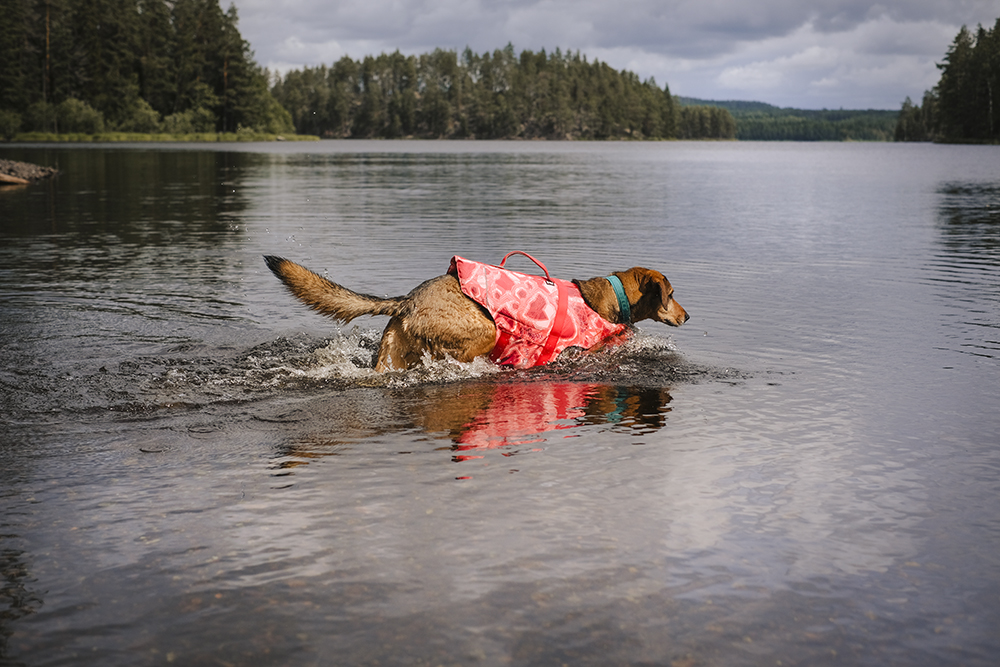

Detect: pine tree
[0,0,31,114]
[137,0,176,117]
[934,21,1000,142]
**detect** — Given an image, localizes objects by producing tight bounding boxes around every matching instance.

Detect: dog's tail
[264,256,407,323]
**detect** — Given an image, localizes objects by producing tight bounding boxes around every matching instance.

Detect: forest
[895,19,1000,143]
[269,46,734,140]
[12,0,968,143]
[0,0,293,139]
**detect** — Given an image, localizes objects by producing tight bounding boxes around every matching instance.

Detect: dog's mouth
[657,308,689,327]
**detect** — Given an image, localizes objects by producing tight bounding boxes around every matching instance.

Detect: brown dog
[264,255,688,371]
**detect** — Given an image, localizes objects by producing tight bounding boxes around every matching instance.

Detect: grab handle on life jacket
[498,251,554,285]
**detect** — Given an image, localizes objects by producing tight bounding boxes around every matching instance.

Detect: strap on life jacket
[536,278,570,365]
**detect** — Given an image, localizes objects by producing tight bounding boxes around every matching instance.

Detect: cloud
[235,0,1000,108]
[704,17,961,107]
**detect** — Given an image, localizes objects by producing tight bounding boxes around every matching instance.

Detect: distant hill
[676,97,899,141]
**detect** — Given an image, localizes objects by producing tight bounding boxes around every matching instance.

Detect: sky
[235,0,1000,110]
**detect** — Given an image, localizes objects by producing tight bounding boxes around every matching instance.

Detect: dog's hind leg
[375,316,424,372]
[374,310,496,371]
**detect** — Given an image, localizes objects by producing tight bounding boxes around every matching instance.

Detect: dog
[264,254,688,372]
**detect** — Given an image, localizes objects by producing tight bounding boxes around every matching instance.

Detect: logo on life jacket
[448,253,629,368]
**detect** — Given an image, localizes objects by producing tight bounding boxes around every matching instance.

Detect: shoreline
[3,131,320,144]
[0,158,58,185]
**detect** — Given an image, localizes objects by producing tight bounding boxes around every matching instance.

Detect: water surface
[1,141,999,666]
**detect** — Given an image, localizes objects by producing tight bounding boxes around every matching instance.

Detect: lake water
[1,140,998,666]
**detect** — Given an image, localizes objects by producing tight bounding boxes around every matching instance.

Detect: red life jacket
[448,252,629,368]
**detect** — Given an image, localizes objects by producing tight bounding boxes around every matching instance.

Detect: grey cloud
[807,0,998,32]
[262,0,998,59]
[547,0,997,55]
[237,0,1000,108]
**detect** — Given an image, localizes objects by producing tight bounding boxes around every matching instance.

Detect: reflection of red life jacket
[453,382,597,459]
[448,253,629,368]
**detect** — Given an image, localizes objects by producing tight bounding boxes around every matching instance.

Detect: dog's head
[618,267,689,327]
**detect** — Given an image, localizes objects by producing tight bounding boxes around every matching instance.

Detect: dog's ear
[633,268,671,311]
[653,272,673,310]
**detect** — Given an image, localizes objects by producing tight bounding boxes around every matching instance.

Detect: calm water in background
[1,141,998,666]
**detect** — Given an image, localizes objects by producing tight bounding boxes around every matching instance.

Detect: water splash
[2,326,719,424]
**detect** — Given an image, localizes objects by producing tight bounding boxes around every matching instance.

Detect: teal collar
[605,275,631,324]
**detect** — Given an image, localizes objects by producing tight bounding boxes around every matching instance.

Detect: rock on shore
[0,159,59,185]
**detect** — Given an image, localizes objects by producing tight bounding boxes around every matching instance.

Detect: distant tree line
[0,0,293,139]
[675,99,897,141]
[270,46,736,140]
[895,19,1000,143]
[734,111,896,141]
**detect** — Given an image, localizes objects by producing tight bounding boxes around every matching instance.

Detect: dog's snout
[662,298,688,327]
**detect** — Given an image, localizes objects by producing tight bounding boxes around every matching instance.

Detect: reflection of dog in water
[264,254,689,371]
[431,383,674,460]
[272,382,673,469]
